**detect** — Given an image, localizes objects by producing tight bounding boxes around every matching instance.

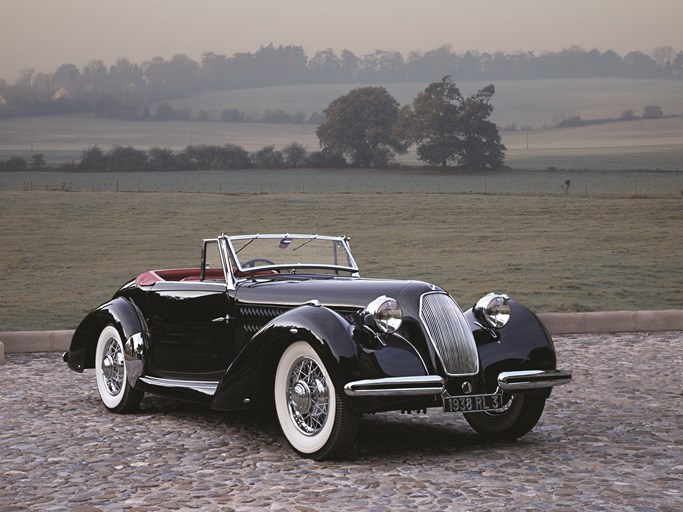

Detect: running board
[138,376,219,396]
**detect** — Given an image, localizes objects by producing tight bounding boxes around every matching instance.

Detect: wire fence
[1,169,682,199]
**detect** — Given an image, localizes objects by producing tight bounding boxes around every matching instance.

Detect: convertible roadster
[64,234,571,460]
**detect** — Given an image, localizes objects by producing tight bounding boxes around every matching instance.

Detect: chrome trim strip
[138,376,219,396]
[344,376,445,397]
[388,332,430,374]
[497,370,573,391]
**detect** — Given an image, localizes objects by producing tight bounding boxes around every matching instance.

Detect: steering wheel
[242,258,276,268]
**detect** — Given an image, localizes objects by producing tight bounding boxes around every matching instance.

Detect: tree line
[0,143,346,173]
[1,77,505,171]
[1,44,682,119]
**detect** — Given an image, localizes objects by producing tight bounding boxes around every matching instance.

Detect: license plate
[442,391,504,413]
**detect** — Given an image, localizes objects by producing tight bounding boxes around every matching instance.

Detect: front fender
[465,300,558,394]
[211,305,358,411]
[211,304,427,411]
[65,297,147,388]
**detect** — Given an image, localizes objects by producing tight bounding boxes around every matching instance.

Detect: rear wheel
[95,325,143,413]
[274,341,359,460]
[464,393,546,440]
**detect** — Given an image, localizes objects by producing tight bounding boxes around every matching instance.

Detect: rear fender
[66,297,148,387]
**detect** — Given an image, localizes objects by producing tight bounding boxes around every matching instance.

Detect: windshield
[226,234,359,274]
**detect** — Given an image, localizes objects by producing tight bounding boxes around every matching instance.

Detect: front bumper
[497,369,572,391]
[343,376,445,397]
[343,369,572,397]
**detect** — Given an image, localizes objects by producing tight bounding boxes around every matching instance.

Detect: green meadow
[1,189,681,331]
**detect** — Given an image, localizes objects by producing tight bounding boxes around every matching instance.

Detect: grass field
[1,189,680,331]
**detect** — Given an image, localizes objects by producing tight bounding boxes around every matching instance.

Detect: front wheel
[274,341,359,460]
[464,393,546,440]
[95,325,143,413]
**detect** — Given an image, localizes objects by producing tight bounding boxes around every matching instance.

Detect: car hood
[234,276,444,311]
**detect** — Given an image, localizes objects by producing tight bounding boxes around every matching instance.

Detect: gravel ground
[1,332,682,511]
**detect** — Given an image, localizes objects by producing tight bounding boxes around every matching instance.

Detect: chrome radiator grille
[419,292,479,376]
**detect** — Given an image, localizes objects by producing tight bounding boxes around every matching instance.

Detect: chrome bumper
[344,369,572,397]
[344,376,445,397]
[497,369,572,391]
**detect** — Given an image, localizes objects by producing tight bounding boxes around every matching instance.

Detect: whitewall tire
[274,341,359,460]
[95,325,143,413]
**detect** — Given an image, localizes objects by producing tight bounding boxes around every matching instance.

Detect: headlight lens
[364,296,402,333]
[474,293,511,328]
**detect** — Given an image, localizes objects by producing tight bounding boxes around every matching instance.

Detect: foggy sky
[2,0,682,81]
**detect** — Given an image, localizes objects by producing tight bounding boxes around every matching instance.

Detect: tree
[283,143,307,168]
[643,105,664,119]
[316,86,404,167]
[652,46,675,68]
[219,144,252,169]
[148,147,178,171]
[621,109,635,120]
[0,156,28,172]
[221,108,244,122]
[309,49,343,83]
[108,146,148,172]
[408,77,506,169]
[155,103,178,120]
[306,151,347,168]
[53,63,81,89]
[79,145,108,172]
[456,84,506,169]
[251,145,284,169]
[30,153,47,170]
[409,76,462,167]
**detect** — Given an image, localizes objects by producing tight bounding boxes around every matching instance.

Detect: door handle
[212,315,231,324]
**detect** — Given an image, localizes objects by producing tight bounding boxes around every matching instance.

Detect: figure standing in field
[561,179,571,195]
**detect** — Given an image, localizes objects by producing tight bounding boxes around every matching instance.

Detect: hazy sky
[2,0,682,81]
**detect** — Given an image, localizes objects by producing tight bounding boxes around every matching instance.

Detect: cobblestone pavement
[1,332,682,511]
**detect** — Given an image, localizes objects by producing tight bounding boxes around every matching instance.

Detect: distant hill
[154,78,683,129]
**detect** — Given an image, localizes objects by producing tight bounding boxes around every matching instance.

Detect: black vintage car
[64,234,571,460]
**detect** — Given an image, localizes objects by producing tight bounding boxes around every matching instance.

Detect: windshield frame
[222,234,360,276]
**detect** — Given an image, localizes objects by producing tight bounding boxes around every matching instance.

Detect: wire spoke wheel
[101,336,125,396]
[274,341,359,460]
[287,356,330,436]
[95,325,143,413]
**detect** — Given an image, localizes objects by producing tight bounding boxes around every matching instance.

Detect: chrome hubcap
[287,356,329,436]
[101,337,125,396]
[291,381,312,415]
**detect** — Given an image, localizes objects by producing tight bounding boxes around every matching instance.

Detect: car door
[146,240,238,379]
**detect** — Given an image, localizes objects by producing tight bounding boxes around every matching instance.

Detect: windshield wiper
[291,236,317,252]
[235,237,257,254]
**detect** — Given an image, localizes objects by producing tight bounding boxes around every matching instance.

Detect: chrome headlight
[474,293,511,328]
[364,296,402,333]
